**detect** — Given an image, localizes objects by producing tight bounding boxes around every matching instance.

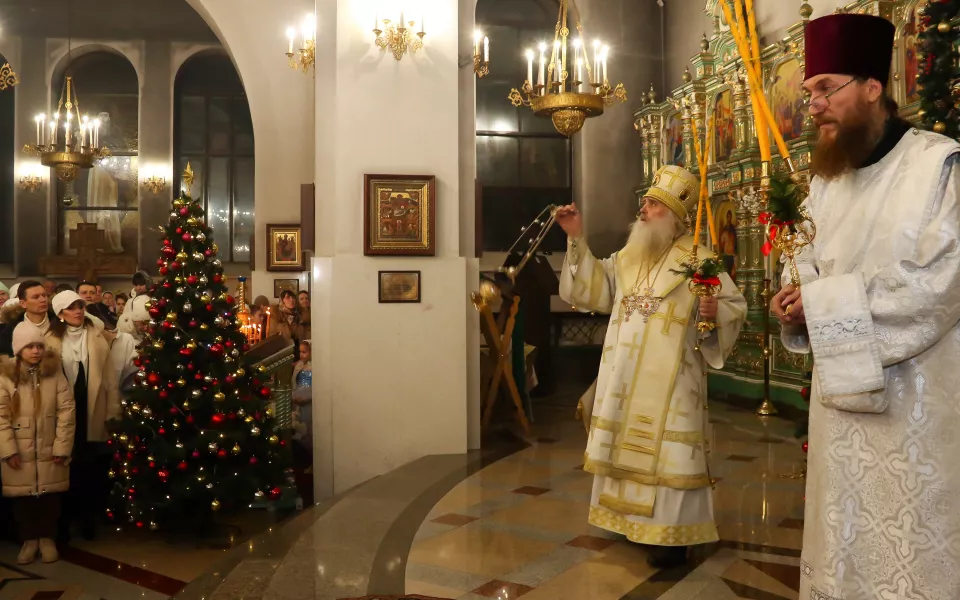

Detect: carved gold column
[732,68,755,158]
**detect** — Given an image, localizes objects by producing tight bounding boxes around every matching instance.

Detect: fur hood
[0,349,62,381]
[0,303,24,326]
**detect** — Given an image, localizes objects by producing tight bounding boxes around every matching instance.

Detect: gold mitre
[642,165,699,222]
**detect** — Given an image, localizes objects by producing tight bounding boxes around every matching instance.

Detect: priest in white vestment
[557,165,747,568]
[772,14,960,600]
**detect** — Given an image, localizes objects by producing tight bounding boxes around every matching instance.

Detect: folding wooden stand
[478,293,531,435]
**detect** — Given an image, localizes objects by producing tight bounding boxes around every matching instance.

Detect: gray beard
[622,217,679,264]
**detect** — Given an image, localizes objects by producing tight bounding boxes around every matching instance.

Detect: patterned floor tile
[430,514,478,527]
[511,487,551,497]
[564,535,616,552]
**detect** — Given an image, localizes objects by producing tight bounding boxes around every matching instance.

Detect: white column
[312,0,471,496]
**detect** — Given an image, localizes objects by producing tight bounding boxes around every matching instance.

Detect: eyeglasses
[801,78,856,116]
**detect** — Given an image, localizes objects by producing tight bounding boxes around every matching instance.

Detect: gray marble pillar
[138,41,174,272]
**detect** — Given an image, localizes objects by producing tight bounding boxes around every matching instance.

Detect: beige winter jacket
[45,320,122,442]
[0,351,76,497]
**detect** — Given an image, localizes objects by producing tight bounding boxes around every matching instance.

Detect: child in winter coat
[291,340,312,450]
[0,323,75,564]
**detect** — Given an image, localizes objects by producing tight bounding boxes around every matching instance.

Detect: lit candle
[53,113,59,146]
[374,11,378,30]
[49,121,56,146]
[400,10,404,28]
[34,114,42,146]
[602,46,609,82]
[525,49,534,86]
[64,112,72,148]
[573,38,581,81]
[576,58,582,92]
[553,41,561,84]
[93,118,100,148]
[420,14,424,33]
[287,27,295,53]
[537,42,546,91]
[593,40,601,84]
[474,30,481,57]
[80,123,86,148]
[483,36,489,62]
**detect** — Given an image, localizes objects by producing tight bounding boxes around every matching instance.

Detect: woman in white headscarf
[46,291,121,541]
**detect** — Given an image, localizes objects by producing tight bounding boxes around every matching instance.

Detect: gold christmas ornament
[149,521,159,531]
[231,444,241,455]
[269,435,279,445]
[211,499,221,511]
[200,324,209,330]
[254,490,265,499]
[177,378,187,387]
[214,392,225,402]
[251,425,261,436]
[108,470,116,478]
[165,312,177,323]
[208,442,218,452]
[935,121,947,133]
[119,434,128,443]
[176,251,188,262]
[186,341,197,349]
[938,21,952,33]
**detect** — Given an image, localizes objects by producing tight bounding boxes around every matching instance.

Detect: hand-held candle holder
[758,163,816,288]
[672,255,724,351]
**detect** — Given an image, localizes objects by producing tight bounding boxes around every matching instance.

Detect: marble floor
[0,400,808,600]
[405,402,807,600]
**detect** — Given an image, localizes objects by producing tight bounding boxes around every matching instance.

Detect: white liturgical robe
[560,234,746,546]
[783,128,960,600]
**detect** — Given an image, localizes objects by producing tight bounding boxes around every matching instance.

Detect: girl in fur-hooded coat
[0,323,75,564]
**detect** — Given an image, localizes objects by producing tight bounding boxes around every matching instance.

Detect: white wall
[184,0,315,303]
[311,0,472,495]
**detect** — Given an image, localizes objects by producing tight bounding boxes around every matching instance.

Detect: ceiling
[0,0,218,43]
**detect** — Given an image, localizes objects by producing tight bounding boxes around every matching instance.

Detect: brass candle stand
[756,278,778,416]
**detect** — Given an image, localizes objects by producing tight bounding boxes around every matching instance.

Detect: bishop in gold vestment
[557,165,746,567]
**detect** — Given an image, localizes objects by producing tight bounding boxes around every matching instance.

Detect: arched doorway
[174,51,254,265]
[51,50,140,257]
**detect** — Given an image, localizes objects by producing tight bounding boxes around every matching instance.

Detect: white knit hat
[8,283,19,299]
[52,290,85,316]
[127,295,150,321]
[12,322,46,356]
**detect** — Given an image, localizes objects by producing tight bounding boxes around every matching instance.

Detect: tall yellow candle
[734,0,771,163]
[720,0,790,163]
[704,115,718,248]
[690,116,706,245]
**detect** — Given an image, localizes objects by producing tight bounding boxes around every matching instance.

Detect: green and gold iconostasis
[635,0,940,410]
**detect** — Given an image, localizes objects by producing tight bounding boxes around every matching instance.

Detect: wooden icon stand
[475,292,531,435]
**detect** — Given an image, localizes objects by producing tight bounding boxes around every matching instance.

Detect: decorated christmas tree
[917,0,960,139]
[107,164,288,532]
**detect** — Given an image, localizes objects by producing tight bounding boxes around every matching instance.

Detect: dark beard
[811,106,884,180]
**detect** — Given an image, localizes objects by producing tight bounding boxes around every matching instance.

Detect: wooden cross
[648,301,686,335]
[39,222,137,281]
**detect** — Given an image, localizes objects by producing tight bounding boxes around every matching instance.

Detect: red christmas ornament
[217,449,228,458]
[176,227,183,234]
[162,321,173,330]
[158,427,166,435]
[136,521,144,528]
[167,382,175,389]
[225,374,235,384]
[189,320,198,328]
[159,390,168,399]
[182,232,193,242]
[159,267,169,276]
[170,261,180,270]
[169,407,179,415]
[180,348,192,356]
[259,387,271,398]
[194,372,203,380]
[205,249,213,257]
[158,468,169,479]
[249,456,258,465]
[227,412,237,420]
[107,510,114,520]
[134,358,142,367]
[225,341,234,349]
[802,441,809,454]
[163,282,172,289]
[187,362,195,371]
[187,275,198,285]
[269,487,282,501]
[213,274,223,283]
[179,207,189,216]
[114,452,122,461]
[177,461,188,471]
[156,258,165,267]
[162,246,176,258]
[225,295,235,305]
[147,373,161,385]
[206,304,214,312]
[192,450,201,458]
[243,343,251,352]
[158,298,168,307]
[149,461,156,468]
[186,415,194,424]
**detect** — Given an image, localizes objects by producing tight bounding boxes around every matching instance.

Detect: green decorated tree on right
[917,0,960,139]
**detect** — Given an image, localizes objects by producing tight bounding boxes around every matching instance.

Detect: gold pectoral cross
[616,287,662,324]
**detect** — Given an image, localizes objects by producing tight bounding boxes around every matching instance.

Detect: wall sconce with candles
[285,13,316,73]
[373,10,425,61]
[18,162,44,193]
[474,30,490,77]
[143,174,166,195]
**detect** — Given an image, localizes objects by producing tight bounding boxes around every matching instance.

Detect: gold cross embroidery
[648,301,687,335]
[601,344,615,364]
[610,383,630,410]
[654,168,682,188]
[668,403,690,425]
[619,332,644,360]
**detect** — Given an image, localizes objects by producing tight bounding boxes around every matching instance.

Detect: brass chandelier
[507,0,626,137]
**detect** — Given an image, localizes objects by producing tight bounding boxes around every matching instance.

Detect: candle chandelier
[23,1,109,183]
[373,10,426,61]
[507,0,626,137]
